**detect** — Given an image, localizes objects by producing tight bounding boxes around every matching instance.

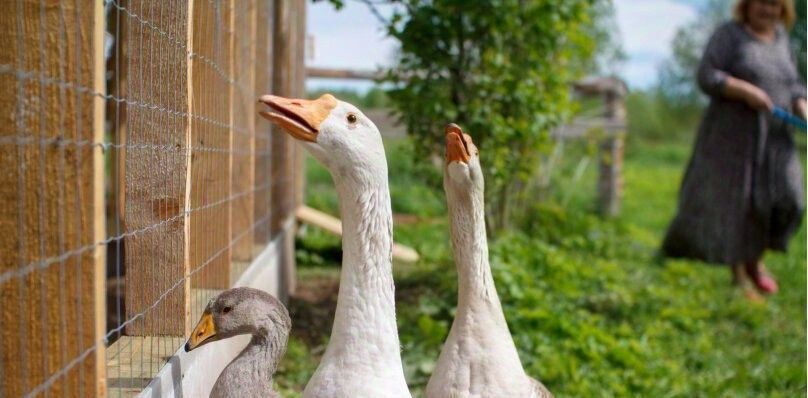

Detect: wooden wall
[0,1,106,396]
[0,0,306,395]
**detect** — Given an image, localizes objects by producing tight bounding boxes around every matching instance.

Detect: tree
[379,0,611,230]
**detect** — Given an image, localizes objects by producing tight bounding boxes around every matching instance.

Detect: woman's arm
[697,24,773,111]
[697,24,735,97]
[795,98,807,120]
[722,76,774,112]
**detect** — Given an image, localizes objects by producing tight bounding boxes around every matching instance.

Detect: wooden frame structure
[0,1,307,396]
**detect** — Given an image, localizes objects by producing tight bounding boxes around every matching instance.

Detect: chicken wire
[0,0,301,396]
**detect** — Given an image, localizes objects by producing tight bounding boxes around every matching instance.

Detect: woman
[662,0,807,298]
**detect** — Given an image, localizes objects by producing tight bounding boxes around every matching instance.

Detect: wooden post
[597,86,627,217]
[271,0,305,300]
[293,0,307,209]
[0,1,106,396]
[123,1,192,336]
[190,0,234,290]
[253,0,274,247]
[231,0,257,262]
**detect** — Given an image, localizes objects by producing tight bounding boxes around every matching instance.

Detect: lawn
[275,131,807,397]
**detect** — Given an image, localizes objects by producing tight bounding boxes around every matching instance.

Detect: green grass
[277,135,807,397]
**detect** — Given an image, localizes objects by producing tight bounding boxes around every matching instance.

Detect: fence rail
[0,1,307,397]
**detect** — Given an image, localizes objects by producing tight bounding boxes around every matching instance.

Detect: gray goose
[184,287,291,398]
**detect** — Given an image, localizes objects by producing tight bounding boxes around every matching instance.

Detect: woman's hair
[734,0,796,29]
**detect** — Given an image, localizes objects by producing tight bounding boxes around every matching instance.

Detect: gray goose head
[184,287,291,353]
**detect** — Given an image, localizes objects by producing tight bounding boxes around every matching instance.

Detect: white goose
[259,94,411,398]
[426,124,553,398]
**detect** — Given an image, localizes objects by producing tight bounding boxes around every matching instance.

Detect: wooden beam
[296,206,420,263]
[293,0,307,210]
[123,0,191,337]
[270,0,293,238]
[231,0,257,261]
[0,1,106,396]
[190,0,234,290]
[572,76,628,98]
[253,0,274,246]
[305,67,380,81]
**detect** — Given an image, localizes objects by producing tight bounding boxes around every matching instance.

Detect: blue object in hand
[772,106,807,131]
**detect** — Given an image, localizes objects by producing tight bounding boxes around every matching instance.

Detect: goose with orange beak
[259,94,411,398]
[426,124,553,398]
[184,287,291,398]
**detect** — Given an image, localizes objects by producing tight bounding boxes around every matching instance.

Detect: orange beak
[259,94,337,142]
[445,123,472,164]
[184,311,217,352]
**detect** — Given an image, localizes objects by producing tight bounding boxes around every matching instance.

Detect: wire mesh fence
[0,0,306,397]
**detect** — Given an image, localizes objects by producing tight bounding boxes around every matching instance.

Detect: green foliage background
[381,0,608,229]
[276,130,806,397]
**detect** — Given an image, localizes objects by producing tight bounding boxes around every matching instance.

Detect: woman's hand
[795,98,807,120]
[742,84,774,112]
[723,77,773,112]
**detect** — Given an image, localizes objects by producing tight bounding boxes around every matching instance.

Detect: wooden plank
[305,67,380,80]
[105,335,186,397]
[270,0,294,238]
[0,1,106,396]
[293,0,307,209]
[231,0,257,262]
[296,206,420,263]
[253,0,274,246]
[123,0,191,336]
[190,0,234,290]
[91,0,108,395]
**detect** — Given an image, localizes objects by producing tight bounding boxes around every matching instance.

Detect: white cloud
[307,1,397,70]
[613,0,699,87]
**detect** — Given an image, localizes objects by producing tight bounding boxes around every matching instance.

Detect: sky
[306,0,708,91]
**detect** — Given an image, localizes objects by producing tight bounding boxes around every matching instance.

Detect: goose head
[259,94,386,177]
[184,287,291,352]
[443,123,483,201]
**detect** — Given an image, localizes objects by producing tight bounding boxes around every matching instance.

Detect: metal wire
[2,1,288,397]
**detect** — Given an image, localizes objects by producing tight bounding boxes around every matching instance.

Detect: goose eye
[346,113,357,124]
[222,306,232,314]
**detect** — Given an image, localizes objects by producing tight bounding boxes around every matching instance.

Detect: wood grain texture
[0,1,106,396]
[270,0,294,238]
[270,0,306,299]
[231,0,257,261]
[190,0,233,291]
[123,0,191,336]
[253,0,274,246]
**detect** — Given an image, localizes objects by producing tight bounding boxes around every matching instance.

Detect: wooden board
[123,0,191,337]
[190,0,234,290]
[296,206,420,263]
[105,335,186,397]
[0,1,106,396]
[270,0,295,238]
[253,0,274,246]
[231,0,257,262]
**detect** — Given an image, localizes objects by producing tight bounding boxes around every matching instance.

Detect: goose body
[426,125,553,398]
[260,94,411,398]
[184,287,291,398]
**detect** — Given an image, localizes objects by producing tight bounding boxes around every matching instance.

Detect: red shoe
[745,263,778,295]
[752,274,779,294]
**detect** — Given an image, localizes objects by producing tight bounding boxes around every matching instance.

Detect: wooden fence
[0,1,306,396]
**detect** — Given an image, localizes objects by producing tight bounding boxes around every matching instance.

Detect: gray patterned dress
[662,21,806,266]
